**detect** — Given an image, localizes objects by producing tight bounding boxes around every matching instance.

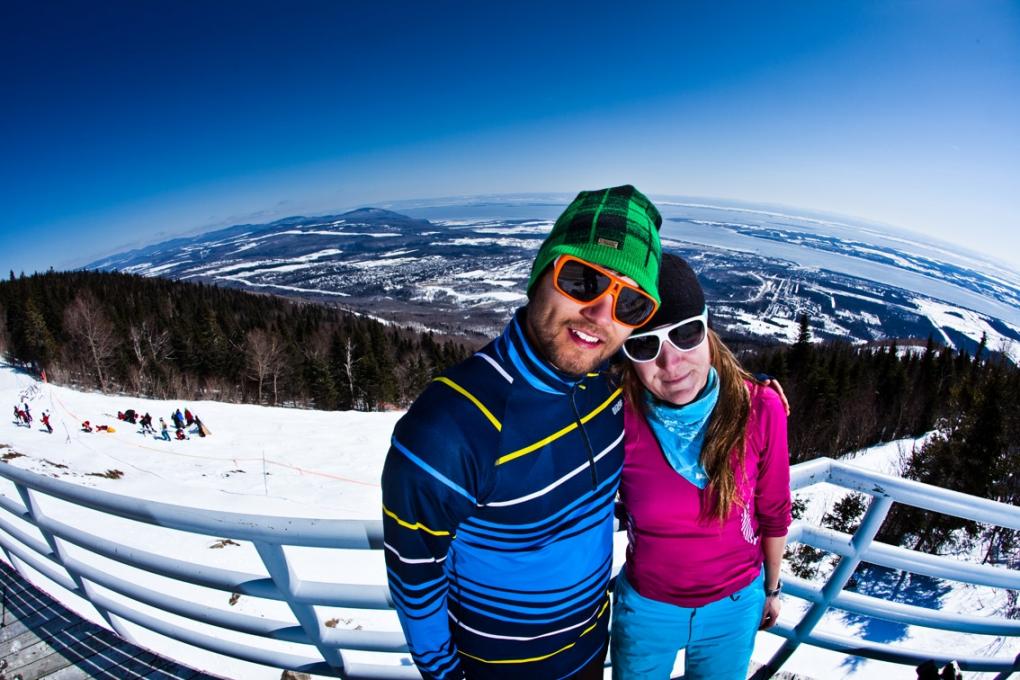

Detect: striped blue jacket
[381,308,625,679]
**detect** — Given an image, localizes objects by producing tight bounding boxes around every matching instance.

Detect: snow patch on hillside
[914,298,1020,362]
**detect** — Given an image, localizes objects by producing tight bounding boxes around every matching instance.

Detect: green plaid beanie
[527,185,664,304]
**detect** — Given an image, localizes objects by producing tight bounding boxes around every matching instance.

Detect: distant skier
[14,406,33,426]
[159,417,171,442]
[184,408,194,426]
[41,411,52,434]
[140,412,154,434]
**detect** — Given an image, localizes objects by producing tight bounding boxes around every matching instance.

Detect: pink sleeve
[752,386,792,538]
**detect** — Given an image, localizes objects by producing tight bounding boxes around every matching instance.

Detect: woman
[611,254,791,680]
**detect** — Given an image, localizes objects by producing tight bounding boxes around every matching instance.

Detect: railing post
[254,540,346,677]
[753,494,895,679]
[992,651,1020,680]
[14,482,131,642]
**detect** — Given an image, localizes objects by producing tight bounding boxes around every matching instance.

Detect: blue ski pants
[610,570,764,680]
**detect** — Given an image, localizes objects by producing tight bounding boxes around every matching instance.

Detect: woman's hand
[759,594,782,630]
[756,375,791,416]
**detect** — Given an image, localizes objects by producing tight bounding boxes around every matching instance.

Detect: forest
[0,271,471,411]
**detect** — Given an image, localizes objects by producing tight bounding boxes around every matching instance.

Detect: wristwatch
[765,580,783,598]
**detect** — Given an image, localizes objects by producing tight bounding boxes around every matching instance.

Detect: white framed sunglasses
[622,309,709,363]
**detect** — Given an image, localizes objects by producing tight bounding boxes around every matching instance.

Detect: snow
[1,365,1016,679]
[230,242,261,254]
[134,261,189,276]
[211,278,351,296]
[471,224,553,235]
[429,219,480,226]
[344,257,419,269]
[802,281,888,305]
[414,285,527,304]
[854,246,917,269]
[725,309,804,344]
[445,237,540,249]
[184,249,342,277]
[276,230,400,238]
[184,260,276,276]
[193,249,348,276]
[912,298,1020,363]
[452,266,529,282]
[120,262,154,274]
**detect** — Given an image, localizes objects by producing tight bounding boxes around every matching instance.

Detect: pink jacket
[620,380,791,607]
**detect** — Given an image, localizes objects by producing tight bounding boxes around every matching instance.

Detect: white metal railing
[0,457,1018,678]
[752,458,1020,679]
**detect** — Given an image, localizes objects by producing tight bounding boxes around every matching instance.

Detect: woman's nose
[656,339,686,367]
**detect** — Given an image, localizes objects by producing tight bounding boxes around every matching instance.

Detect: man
[382,185,663,679]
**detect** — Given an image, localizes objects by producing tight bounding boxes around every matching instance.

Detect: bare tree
[245,328,285,404]
[302,327,331,363]
[343,337,362,409]
[63,293,119,391]
[129,319,172,393]
[128,325,148,393]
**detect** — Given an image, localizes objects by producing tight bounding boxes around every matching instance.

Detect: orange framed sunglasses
[551,255,659,328]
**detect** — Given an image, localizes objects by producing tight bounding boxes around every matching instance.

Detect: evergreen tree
[822,493,867,535]
[19,297,58,369]
[304,353,339,410]
[914,335,940,434]
[788,312,813,373]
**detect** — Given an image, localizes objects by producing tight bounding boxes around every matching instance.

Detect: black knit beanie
[637,253,705,331]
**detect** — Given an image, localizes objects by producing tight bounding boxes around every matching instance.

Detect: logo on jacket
[740,507,759,545]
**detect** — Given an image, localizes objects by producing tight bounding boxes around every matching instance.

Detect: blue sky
[3,1,1019,275]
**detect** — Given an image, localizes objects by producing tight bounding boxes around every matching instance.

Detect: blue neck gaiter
[642,367,719,488]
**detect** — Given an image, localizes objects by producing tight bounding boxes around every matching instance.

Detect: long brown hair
[622,329,753,521]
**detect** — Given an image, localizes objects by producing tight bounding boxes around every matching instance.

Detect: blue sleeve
[381,392,493,679]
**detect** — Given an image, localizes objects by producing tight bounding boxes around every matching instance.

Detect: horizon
[72,192,1019,281]
[3,2,1019,276]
